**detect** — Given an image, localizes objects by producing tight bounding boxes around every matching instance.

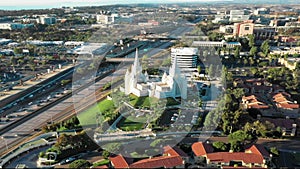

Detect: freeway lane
[0,65,75,116]
[0,41,178,165]
[0,68,117,157]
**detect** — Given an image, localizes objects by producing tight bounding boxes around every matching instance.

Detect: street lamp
[0,136,8,150]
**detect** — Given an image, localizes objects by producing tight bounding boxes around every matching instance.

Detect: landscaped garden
[129,94,180,109]
[117,116,146,131]
[77,99,116,127]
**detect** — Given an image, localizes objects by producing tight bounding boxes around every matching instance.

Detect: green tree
[69,159,91,169]
[234,47,240,59]
[102,150,110,159]
[212,141,228,151]
[231,88,245,99]
[249,57,255,66]
[270,147,279,156]
[250,67,258,75]
[230,141,242,152]
[197,65,202,74]
[207,64,214,78]
[243,58,249,66]
[228,130,252,145]
[248,35,255,48]
[260,40,270,57]
[249,46,257,57]
[162,57,171,67]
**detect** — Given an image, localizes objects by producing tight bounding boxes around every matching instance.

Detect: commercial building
[233,21,276,40]
[36,16,57,25]
[171,47,198,69]
[233,20,255,37]
[253,8,270,15]
[0,23,34,30]
[192,40,241,48]
[96,14,119,24]
[229,10,250,23]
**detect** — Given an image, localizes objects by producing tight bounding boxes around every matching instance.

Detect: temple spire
[133,48,140,74]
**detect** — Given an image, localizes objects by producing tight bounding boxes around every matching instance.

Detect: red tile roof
[109,146,185,169]
[206,152,264,164]
[109,155,129,169]
[163,145,188,157]
[277,103,299,109]
[129,155,183,168]
[242,95,270,109]
[247,145,270,158]
[273,92,299,109]
[192,142,214,156]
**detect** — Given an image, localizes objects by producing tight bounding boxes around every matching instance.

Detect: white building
[254,8,270,15]
[192,40,241,48]
[96,14,118,24]
[229,10,250,23]
[123,49,187,99]
[171,47,198,69]
[37,16,57,25]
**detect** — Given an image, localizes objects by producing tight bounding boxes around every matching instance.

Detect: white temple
[123,49,187,99]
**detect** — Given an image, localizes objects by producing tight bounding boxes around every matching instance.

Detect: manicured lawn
[77,99,115,126]
[118,117,145,131]
[129,95,155,108]
[129,95,179,108]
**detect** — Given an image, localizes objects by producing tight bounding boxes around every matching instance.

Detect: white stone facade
[124,49,187,99]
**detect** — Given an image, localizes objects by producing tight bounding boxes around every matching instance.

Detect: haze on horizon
[0,0,298,10]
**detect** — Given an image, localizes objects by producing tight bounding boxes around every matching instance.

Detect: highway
[0,43,173,158]
[0,66,119,156]
[0,65,75,116]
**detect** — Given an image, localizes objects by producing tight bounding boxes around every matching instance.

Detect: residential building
[234,78,285,95]
[242,95,270,109]
[261,117,297,136]
[171,47,198,69]
[273,92,300,114]
[122,49,188,99]
[192,142,269,168]
[109,146,186,169]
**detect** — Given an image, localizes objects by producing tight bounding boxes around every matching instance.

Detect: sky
[0,0,298,10]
